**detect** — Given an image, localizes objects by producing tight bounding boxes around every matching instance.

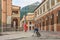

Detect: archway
[46,16,49,31]
[12,18,18,31]
[29,26,31,30]
[51,14,54,31]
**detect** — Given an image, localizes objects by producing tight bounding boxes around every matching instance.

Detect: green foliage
[20,2,40,20]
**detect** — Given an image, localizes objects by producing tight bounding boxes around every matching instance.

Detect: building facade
[12,6,20,31]
[34,0,60,32]
[20,15,26,31]
[26,13,35,31]
[0,0,20,32]
[0,0,12,31]
[20,13,35,31]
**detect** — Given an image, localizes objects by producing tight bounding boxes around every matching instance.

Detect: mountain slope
[20,2,40,19]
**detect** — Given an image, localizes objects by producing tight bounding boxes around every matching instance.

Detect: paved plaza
[0,31,60,40]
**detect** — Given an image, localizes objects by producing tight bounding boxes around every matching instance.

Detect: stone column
[28,21,30,31]
[54,13,57,32]
[45,18,46,31]
[55,0,57,5]
[50,0,51,8]
[17,17,20,31]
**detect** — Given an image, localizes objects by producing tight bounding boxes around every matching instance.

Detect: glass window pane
[51,0,55,7]
[40,8,42,14]
[38,10,39,15]
[58,11,60,23]
[51,14,54,25]
[43,5,45,12]
[47,0,50,10]
[46,16,49,26]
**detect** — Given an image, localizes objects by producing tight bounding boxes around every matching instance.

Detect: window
[39,8,40,14]
[29,21,32,24]
[40,8,42,14]
[12,11,18,14]
[43,5,45,12]
[57,0,60,3]
[35,12,37,17]
[47,0,50,10]
[56,12,58,24]
[43,22,45,26]
[38,10,39,15]
[32,26,34,30]
[29,26,31,30]
[46,17,49,26]
[51,14,54,25]
[58,11,60,23]
[51,0,55,7]
[40,23,41,26]
[36,11,38,16]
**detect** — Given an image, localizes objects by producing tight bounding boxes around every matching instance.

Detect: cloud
[12,0,42,8]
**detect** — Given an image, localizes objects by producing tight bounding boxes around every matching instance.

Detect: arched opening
[51,14,54,31]
[39,19,41,30]
[46,16,49,31]
[29,26,31,30]
[43,22,45,30]
[11,18,18,31]
[32,26,34,30]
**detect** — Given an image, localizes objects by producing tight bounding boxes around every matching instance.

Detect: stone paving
[19,37,60,40]
[0,31,33,40]
[8,36,60,40]
[8,31,60,40]
[0,31,60,40]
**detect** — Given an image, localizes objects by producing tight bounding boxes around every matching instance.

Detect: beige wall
[7,0,12,25]
[12,6,20,30]
[26,13,35,20]
[34,0,60,32]
[7,0,12,16]
[1,0,12,31]
[1,0,12,24]
[26,13,35,31]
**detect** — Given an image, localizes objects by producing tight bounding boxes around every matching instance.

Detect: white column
[13,21,16,31]
[55,0,57,5]
[14,21,16,27]
[28,21,30,31]
[54,24,57,32]
[50,0,51,8]
[45,3,47,12]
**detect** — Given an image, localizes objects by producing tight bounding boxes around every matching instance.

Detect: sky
[12,0,42,8]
